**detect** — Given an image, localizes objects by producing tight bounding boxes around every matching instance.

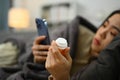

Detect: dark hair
[100,9,120,27]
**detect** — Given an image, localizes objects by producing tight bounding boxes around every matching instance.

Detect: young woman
[45,10,120,80]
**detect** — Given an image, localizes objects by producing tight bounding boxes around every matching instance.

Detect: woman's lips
[93,38,100,46]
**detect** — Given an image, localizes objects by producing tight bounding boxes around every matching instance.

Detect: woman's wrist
[52,74,70,80]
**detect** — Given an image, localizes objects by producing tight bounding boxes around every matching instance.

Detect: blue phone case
[35,18,50,45]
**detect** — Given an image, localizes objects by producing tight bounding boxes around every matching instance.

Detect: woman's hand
[32,36,50,63]
[45,41,72,80]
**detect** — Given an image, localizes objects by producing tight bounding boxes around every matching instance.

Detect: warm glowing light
[8,8,30,28]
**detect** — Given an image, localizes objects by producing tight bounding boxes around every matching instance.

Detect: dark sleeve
[71,34,120,80]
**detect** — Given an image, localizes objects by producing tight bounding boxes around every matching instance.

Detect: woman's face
[91,13,120,57]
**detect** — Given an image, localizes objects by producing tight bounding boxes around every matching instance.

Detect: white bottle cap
[55,38,68,49]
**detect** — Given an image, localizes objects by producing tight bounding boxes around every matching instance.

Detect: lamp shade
[8,8,30,29]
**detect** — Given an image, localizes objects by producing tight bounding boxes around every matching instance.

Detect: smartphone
[35,18,50,45]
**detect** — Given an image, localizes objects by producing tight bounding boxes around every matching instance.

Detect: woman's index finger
[33,36,46,45]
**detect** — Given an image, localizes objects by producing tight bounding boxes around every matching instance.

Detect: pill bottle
[55,37,68,55]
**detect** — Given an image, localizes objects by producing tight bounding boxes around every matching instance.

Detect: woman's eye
[110,32,116,36]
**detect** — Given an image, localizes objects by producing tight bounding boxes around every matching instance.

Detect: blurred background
[0,0,120,67]
[0,0,120,32]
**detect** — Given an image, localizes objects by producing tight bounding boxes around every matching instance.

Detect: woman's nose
[99,29,107,39]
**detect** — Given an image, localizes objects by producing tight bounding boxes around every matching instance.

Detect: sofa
[0,30,37,66]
